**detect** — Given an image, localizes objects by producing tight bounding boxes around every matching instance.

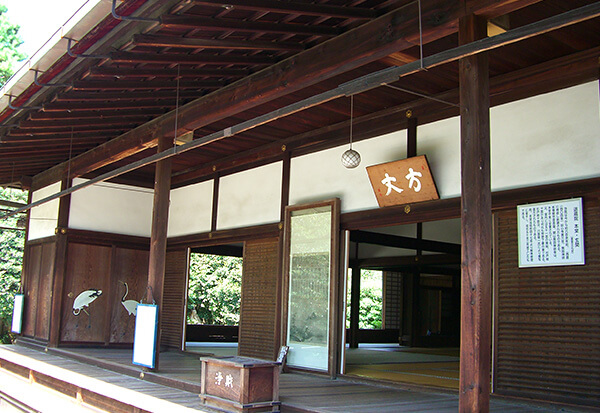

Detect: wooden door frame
[281,198,341,378]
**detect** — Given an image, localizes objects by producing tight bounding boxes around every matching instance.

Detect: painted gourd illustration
[72,289,102,316]
[120,281,139,316]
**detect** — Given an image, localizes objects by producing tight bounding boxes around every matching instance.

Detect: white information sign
[518,198,585,268]
[132,304,159,368]
[11,294,25,334]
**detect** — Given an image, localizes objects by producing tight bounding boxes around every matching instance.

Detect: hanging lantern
[341,95,361,168]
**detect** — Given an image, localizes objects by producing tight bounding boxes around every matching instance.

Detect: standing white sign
[11,294,25,334]
[518,198,585,268]
[132,304,159,368]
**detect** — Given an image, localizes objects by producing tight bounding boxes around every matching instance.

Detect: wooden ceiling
[0,0,598,190]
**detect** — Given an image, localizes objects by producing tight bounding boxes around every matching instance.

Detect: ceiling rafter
[132,33,305,51]
[71,79,224,90]
[86,66,250,78]
[108,50,277,65]
[28,109,167,120]
[32,0,551,189]
[159,14,343,36]
[192,0,377,19]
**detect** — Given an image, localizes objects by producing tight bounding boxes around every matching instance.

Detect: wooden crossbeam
[87,67,249,78]
[71,79,224,90]
[193,0,377,19]
[108,51,276,66]
[43,101,173,111]
[32,0,569,190]
[132,34,305,51]
[159,14,342,36]
[53,90,202,102]
[28,109,166,120]
[350,230,461,255]
[9,125,138,136]
[19,118,150,129]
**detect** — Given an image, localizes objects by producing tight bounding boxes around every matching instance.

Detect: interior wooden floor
[344,345,460,389]
[0,342,590,413]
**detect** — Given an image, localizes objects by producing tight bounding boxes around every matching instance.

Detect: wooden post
[459,13,492,413]
[349,266,361,348]
[146,135,173,370]
[48,179,71,347]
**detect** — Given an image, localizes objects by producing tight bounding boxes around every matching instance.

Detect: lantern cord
[349,95,354,150]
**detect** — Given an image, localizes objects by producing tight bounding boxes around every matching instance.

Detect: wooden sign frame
[366,155,439,207]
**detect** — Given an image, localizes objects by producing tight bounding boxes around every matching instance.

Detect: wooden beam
[108,51,276,66]
[132,34,305,51]
[53,90,202,102]
[28,109,166,120]
[87,67,249,78]
[458,13,491,413]
[33,0,464,189]
[351,253,461,269]
[42,101,173,112]
[32,0,598,192]
[9,125,139,136]
[19,118,152,129]
[159,14,342,36]
[350,230,461,255]
[48,179,71,347]
[146,135,173,370]
[71,79,225,90]
[193,0,377,19]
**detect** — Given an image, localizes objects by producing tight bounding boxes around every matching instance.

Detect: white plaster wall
[168,180,213,237]
[289,131,408,213]
[28,181,61,240]
[69,178,153,237]
[490,81,600,191]
[289,81,600,213]
[217,162,283,230]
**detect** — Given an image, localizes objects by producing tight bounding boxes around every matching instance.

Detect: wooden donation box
[200,356,281,412]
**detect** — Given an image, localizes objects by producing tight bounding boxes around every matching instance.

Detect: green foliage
[347,270,383,330]
[0,4,26,86]
[187,253,242,326]
[0,187,27,343]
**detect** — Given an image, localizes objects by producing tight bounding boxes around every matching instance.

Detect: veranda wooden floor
[0,343,591,413]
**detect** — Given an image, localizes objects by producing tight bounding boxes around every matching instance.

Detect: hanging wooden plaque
[366,155,439,207]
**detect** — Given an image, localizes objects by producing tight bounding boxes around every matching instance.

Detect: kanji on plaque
[366,155,439,207]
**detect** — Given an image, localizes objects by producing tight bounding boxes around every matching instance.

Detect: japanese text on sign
[215,371,234,388]
[517,198,585,268]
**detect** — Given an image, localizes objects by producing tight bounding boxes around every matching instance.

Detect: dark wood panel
[60,243,112,343]
[494,196,600,407]
[109,247,149,344]
[161,248,188,349]
[35,243,56,340]
[22,244,42,338]
[238,238,280,360]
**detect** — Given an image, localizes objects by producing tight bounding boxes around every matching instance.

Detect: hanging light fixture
[341,95,361,168]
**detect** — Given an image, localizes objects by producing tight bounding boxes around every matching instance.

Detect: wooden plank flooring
[1,344,593,413]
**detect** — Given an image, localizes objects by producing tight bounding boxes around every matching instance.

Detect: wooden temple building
[0,0,599,411]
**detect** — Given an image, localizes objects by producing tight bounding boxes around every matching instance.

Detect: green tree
[346,269,383,330]
[0,3,26,86]
[187,253,242,326]
[0,187,27,343]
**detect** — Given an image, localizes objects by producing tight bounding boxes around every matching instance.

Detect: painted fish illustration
[120,281,139,316]
[72,289,102,316]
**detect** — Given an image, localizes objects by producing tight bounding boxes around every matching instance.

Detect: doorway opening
[344,218,461,389]
[184,244,243,357]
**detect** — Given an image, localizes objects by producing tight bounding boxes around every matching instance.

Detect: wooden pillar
[349,266,361,348]
[458,13,492,413]
[48,179,71,347]
[147,135,173,370]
